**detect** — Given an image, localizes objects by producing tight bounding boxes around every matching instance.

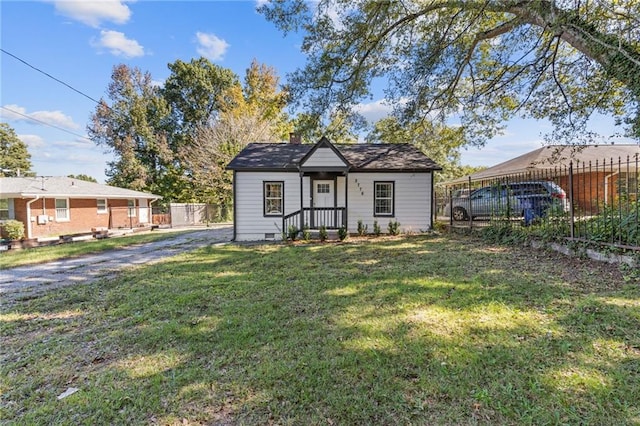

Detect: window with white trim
[55,198,70,221]
[374,181,394,216]
[0,198,9,220]
[264,182,284,216]
[97,198,108,214]
[127,199,136,217]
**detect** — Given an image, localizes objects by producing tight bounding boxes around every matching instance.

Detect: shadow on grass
[1,235,638,424]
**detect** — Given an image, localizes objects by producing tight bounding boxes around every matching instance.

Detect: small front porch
[283,207,346,232]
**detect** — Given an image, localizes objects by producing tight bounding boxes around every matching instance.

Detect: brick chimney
[289,132,301,145]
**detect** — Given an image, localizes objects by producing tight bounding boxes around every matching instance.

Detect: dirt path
[0,226,233,304]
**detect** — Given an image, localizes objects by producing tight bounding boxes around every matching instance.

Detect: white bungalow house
[226,136,441,241]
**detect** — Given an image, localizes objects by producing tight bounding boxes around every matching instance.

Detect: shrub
[388,220,401,236]
[372,220,381,236]
[301,224,311,241]
[338,226,349,241]
[287,225,299,241]
[2,220,24,240]
[319,225,328,242]
[357,219,368,236]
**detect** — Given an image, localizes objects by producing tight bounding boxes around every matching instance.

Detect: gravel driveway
[1,225,233,303]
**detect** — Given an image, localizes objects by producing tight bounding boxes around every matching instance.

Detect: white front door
[314,180,334,207]
[138,199,149,223]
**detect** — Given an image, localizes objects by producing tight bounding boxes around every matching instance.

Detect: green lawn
[1,235,638,425]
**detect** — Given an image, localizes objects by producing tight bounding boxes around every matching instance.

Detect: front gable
[299,137,350,171]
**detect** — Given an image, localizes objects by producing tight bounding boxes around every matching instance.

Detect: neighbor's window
[97,198,108,214]
[374,181,394,216]
[0,198,9,220]
[127,199,136,217]
[55,198,69,221]
[264,182,284,216]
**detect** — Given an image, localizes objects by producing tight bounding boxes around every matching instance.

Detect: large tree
[261,0,640,144]
[181,60,290,205]
[0,122,34,177]
[88,65,173,194]
[367,117,467,181]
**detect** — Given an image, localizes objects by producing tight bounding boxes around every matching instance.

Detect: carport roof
[445,144,639,185]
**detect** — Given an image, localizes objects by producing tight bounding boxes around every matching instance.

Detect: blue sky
[1,0,634,183]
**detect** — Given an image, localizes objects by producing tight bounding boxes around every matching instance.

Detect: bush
[2,220,25,240]
[357,219,368,236]
[338,226,349,241]
[373,221,381,237]
[388,220,401,236]
[302,224,311,241]
[287,225,299,241]
[319,225,328,242]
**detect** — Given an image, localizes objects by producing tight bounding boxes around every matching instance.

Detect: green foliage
[357,219,368,236]
[302,224,311,241]
[261,1,640,143]
[319,225,328,241]
[373,220,381,236]
[337,226,348,241]
[2,219,24,240]
[0,123,34,177]
[287,225,299,241]
[67,174,97,183]
[580,202,639,247]
[387,220,401,236]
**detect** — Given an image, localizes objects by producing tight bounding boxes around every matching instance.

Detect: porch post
[344,170,349,228]
[299,170,304,228]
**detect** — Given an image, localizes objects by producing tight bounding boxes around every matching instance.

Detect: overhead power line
[1,105,92,141]
[1,48,103,105]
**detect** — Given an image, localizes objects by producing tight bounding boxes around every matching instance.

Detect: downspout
[26,196,40,239]
[604,171,619,206]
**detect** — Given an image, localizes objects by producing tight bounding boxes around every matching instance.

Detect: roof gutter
[25,196,40,239]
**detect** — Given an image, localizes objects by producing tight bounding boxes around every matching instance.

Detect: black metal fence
[436,155,639,251]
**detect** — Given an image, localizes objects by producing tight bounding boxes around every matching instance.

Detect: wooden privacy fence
[437,154,639,250]
[152,203,231,227]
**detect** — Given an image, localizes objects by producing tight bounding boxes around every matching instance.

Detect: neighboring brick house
[0,177,161,239]
[444,144,639,214]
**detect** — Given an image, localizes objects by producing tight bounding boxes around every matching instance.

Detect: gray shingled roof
[446,144,639,184]
[226,143,442,171]
[0,177,162,199]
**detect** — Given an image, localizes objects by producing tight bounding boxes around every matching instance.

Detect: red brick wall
[9,197,148,239]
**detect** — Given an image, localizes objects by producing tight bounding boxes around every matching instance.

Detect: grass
[0,231,191,269]
[1,234,639,425]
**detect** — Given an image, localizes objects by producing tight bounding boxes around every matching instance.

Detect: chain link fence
[152,203,231,228]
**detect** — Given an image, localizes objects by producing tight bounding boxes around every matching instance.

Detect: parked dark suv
[445,181,569,222]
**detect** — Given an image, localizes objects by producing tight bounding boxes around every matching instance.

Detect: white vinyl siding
[235,172,301,241]
[233,171,434,240]
[347,173,433,234]
[301,147,346,168]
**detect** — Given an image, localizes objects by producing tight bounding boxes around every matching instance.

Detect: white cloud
[354,99,394,124]
[1,104,80,130]
[18,134,46,148]
[255,0,270,7]
[53,0,132,28]
[195,32,229,61]
[92,30,145,57]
